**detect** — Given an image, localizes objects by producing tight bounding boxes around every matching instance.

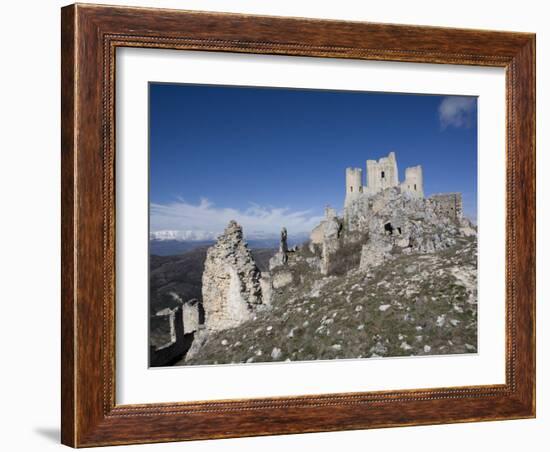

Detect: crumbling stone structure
[401,165,424,198]
[202,220,267,332]
[428,193,463,221]
[344,152,469,230]
[345,151,424,209]
[309,206,339,245]
[323,151,475,274]
[366,151,399,193]
[149,304,198,367]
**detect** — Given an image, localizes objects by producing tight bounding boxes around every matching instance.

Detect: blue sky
[149,83,477,240]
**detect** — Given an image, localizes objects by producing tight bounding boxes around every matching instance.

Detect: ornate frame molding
[61,4,535,447]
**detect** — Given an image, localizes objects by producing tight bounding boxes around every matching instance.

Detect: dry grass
[181,236,477,366]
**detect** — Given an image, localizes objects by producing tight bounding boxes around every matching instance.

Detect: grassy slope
[183,237,477,365]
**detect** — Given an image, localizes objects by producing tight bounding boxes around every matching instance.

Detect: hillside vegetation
[182,236,477,365]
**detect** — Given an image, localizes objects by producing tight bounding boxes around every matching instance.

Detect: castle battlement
[345,151,423,207]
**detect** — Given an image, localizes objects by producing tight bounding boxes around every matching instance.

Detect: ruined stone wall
[149,306,194,367]
[428,193,463,221]
[325,206,338,219]
[311,207,338,244]
[354,187,465,271]
[401,165,424,198]
[202,221,265,332]
[344,194,371,232]
[366,151,399,193]
[310,221,325,244]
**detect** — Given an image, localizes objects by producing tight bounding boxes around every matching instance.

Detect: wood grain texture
[60,5,76,447]
[61,3,536,447]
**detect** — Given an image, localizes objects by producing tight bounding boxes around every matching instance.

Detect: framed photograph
[61,3,535,447]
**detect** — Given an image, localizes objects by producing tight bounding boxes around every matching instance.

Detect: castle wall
[310,221,325,244]
[428,193,463,220]
[401,165,424,198]
[325,206,338,219]
[311,206,340,243]
[366,151,399,194]
[149,306,195,367]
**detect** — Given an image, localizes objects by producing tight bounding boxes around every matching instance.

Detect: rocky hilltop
[184,236,477,365]
[176,186,477,365]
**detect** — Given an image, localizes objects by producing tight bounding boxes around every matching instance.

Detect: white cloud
[150,198,324,241]
[438,96,476,129]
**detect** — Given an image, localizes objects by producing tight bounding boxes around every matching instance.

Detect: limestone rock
[320,214,343,275]
[309,222,325,244]
[306,257,322,271]
[202,221,265,332]
[324,215,342,240]
[272,271,293,289]
[269,251,287,271]
[259,273,273,306]
[184,328,208,361]
[359,239,393,271]
[279,227,289,254]
[459,217,477,237]
[342,185,475,273]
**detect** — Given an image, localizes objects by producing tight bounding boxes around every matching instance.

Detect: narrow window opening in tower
[198,303,205,325]
[350,186,353,192]
[359,186,363,193]
[414,184,417,190]
[381,171,385,179]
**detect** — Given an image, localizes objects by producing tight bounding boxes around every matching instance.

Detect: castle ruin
[201,220,268,332]
[345,151,424,207]
[345,151,461,224]
[429,193,463,219]
[150,152,477,366]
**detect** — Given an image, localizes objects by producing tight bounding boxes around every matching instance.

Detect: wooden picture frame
[61,3,535,447]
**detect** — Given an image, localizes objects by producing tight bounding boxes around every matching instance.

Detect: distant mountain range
[149,235,309,256]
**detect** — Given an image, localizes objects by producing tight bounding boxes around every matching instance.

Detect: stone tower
[345,167,363,207]
[401,165,424,198]
[344,151,425,208]
[366,151,399,194]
